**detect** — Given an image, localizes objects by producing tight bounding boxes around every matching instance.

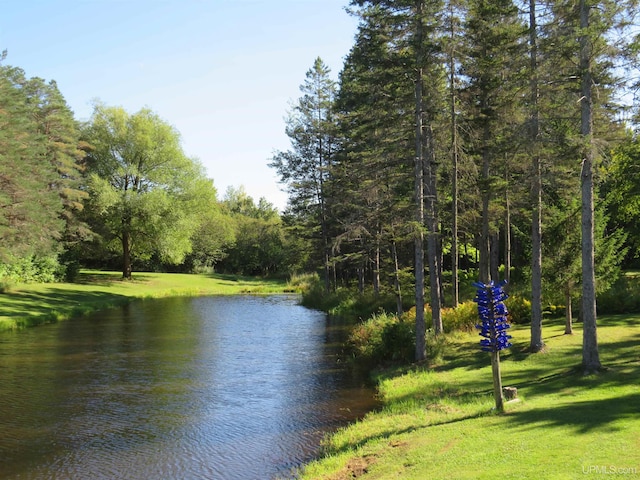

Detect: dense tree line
[0,57,298,285]
[271,0,640,372]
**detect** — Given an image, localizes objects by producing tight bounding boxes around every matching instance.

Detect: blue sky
[1,0,359,210]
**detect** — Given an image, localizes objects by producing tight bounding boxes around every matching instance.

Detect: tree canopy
[82,104,216,279]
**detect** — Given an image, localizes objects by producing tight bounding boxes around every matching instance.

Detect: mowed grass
[299,315,640,480]
[0,270,292,331]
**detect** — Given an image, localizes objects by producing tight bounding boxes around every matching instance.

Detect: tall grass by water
[0,270,293,331]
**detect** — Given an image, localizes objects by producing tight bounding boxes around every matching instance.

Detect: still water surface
[0,295,377,479]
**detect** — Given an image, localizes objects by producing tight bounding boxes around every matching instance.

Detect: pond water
[0,295,377,479]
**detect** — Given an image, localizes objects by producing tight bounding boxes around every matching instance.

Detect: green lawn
[299,316,640,479]
[0,270,292,331]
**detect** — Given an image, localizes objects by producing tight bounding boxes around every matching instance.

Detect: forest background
[1,0,640,371]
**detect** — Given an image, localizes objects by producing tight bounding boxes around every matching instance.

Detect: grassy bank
[299,316,640,479]
[0,270,292,331]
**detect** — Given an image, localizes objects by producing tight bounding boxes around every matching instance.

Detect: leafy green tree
[223,186,279,220]
[218,189,293,276]
[184,204,235,273]
[83,104,213,279]
[408,0,448,347]
[604,132,640,260]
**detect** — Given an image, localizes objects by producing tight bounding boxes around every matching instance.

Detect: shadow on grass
[324,409,489,456]
[600,314,640,327]
[0,288,130,329]
[507,391,640,434]
[74,271,123,286]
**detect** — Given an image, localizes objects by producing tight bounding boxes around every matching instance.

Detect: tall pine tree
[270,57,338,292]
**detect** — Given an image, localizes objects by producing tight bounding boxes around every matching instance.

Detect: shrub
[0,254,63,285]
[442,301,478,332]
[505,295,532,324]
[348,307,455,369]
[348,311,392,364]
[300,275,400,317]
[348,311,415,368]
[287,272,319,293]
[381,318,415,363]
[543,303,565,317]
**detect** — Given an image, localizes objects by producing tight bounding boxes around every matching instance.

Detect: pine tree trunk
[414,121,426,360]
[449,2,459,308]
[529,0,545,352]
[425,124,443,334]
[504,185,511,286]
[565,284,573,335]
[391,239,403,316]
[490,231,500,283]
[373,237,381,297]
[414,0,426,361]
[579,0,601,374]
[480,129,491,284]
[321,215,331,294]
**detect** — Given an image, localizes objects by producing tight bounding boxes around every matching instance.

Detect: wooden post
[491,350,504,412]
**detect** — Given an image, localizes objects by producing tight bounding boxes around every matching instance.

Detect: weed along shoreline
[0,270,295,331]
[296,315,640,479]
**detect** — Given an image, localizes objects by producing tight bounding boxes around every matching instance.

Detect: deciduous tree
[83,104,212,279]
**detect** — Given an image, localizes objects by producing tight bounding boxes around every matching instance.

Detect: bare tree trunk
[414,154,426,361]
[322,220,331,294]
[425,124,443,334]
[490,231,500,284]
[449,1,460,308]
[529,0,545,352]
[373,236,381,297]
[564,284,573,335]
[504,180,511,286]
[391,239,403,315]
[414,0,426,361]
[464,233,469,271]
[579,0,601,374]
[480,126,491,284]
